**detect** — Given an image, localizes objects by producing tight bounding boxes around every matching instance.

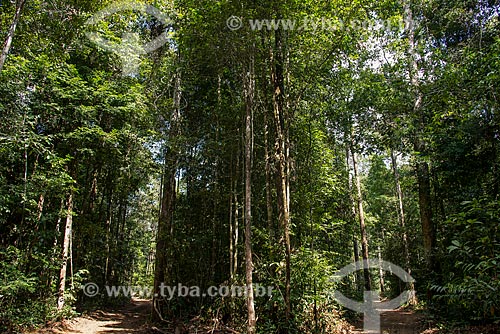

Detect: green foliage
[432,198,500,321]
[0,247,37,298]
[0,246,50,332]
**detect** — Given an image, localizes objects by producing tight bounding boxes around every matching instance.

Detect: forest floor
[351,308,424,333]
[26,301,500,334]
[351,308,500,334]
[30,299,153,334]
[28,298,237,334]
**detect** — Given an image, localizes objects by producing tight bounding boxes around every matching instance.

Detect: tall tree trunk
[227,82,235,282]
[153,165,176,322]
[390,149,416,303]
[0,0,26,72]
[57,192,73,310]
[403,0,436,272]
[211,170,218,280]
[152,71,181,322]
[271,27,292,323]
[244,57,256,334]
[346,145,363,290]
[229,161,234,281]
[212,79,221,281]
[104,191,113,286]
[259,36,274,242]
[351,147,371,291]
[37,193,44,222]
[264,103,274,239]
[377,245,385,292]
[417,159,435,269]
[353,235,362,290]
[233,150,240,277]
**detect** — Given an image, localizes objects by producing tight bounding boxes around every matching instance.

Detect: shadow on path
[32,299,152,334]
[352,308,423,334]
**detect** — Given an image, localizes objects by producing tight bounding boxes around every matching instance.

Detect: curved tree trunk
[0,0,26,72]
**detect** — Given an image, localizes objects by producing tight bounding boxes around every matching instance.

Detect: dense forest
[1,0,499,333]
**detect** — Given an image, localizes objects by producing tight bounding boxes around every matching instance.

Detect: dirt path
[352,308,423,334]
[31,303,500,334]
[37,299,152,334]
[34,303,422,334]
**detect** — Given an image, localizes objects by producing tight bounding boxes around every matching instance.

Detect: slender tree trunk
[234,191,240,277]
[271,27,292,323]
[37,193,44,222]
[264,104,274,239]
[346,145,363,290]
[353,235,362,287]
[104,191,113,285]
[0,0,26,72]
[417,159,435,268]
[351,147,371,291]
[227,85,235,282]
[244,57,256,334]
[212,81,221,281]
[211,185,218,280]
[57,192,73,310]
[390,149,416,303]
[377,245,385,292]
[69,224,74,291]
[403,0,436,273]
[234,151,240,277]
[229,163,234,281]
[47,199,65,288]
[259,36,274,242]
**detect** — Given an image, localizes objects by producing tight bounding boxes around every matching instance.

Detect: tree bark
[259,36,274,242]
[152,71,181,322]
[104,191,113,286]
[244,57,256,334]
[353,235,362,290]
[346,145,363,290]
[417,158,435,268]
[229,163,234,281]
[233,151,240,277]
[57,192,73,310]
[351,147,371,291]
[0,0,26,72]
